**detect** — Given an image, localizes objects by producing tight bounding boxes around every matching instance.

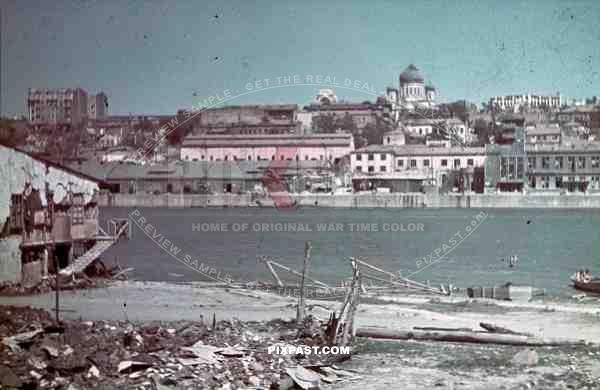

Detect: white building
[525,124,561,145]
[350,144,486,191]
[398,64,436,110]
[489,93,562,112]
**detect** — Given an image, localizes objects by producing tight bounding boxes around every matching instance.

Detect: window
[410,159,417,168]
[441,159,448,167]
[578,156,586,169]
[320,155,324,160]
[592,157,600,168]
[542,157,550,169]
[528,157,536,170]
[281,155,285,160]
[224,156,228,161]
[305,155,309,160]
[356,166,362,172]
[368,154,374,161]
[454,159,460,168]
[423,159,430,167]
[296,155,299,161]
[356,154,362,161]
[568,156,575,170]
[210,156,214,161]
[248,155,252,160]
[467,158,474,166]
[380,166,387,172]
[368,166,375,173]
[71,194,84,225]
[397,160,404,167]
[387,137,390,144]
[380,154,386,160]
[555,156,563,169]
[9,194,23,230]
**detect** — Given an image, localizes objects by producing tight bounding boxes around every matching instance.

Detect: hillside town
[2,64,600,200]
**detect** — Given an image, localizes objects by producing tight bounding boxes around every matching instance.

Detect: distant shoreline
[96,192,600,208]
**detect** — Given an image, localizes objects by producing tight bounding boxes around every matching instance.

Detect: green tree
[312,115,337,133]
[0,119,27,147]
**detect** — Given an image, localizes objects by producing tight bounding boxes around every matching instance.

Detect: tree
[0,119,27,147]
[363,117,393,146]
[312,115,337,133]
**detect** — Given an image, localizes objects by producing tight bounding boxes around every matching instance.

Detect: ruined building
[0,142,107,287]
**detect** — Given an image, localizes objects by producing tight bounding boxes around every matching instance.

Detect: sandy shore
[3,281,600,389]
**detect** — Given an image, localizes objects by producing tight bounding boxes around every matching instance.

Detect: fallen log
[479,322,533,337]
[355,327,585,346]
[414,326,473,332]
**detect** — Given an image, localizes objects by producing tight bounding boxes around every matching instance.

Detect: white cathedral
[386,64,436,116]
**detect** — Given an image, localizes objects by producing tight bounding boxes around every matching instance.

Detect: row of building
[27,88,109,129]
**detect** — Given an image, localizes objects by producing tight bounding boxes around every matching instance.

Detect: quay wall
[97,193,600,209]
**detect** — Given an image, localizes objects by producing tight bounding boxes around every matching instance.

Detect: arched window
[387,137,391,144]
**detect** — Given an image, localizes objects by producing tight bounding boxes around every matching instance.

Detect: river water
[100,207,600,298]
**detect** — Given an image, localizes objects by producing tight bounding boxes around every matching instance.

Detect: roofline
[0,141,108,186]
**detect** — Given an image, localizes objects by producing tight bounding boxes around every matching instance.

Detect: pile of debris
[0,259,128,297]
[0,306,361,389]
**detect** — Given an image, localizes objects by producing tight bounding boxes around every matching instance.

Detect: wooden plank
[355,327,584,346]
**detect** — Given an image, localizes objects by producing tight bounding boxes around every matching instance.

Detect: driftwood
[414,326,473,332]
[350,257,448,296]
[297,241,312,323]
[479,322,533,337]
[257,256,330,289]
[355,327,585,346]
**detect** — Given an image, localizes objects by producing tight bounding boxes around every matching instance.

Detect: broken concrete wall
[21,260,43,288]
[0,236,22,283]
[0,144,99,232]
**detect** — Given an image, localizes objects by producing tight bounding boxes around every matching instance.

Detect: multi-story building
[489,93,562,112]
[182,105,299,135]
[27,88,88,128]
[180,133,354,163]
[526,143,600,192]
[303,101,382,130]
[485,128,527,192]
[525,124,561,145]
[88,92,108,119]
[555,105,600,130]
[350,144,485,192]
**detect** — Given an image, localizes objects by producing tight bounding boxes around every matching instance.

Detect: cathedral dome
[400,64,424,84]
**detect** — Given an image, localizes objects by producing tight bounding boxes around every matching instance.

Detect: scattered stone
[0,365,22,387]
[512,349,539,367]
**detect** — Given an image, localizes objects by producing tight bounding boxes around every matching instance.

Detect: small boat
[572,279,600,294]
[571,274,600,294]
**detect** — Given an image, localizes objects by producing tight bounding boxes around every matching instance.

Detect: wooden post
[296,241,312,323]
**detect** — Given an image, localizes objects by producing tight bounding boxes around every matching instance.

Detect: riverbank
[3,281,600,389]
[97,192,600,208]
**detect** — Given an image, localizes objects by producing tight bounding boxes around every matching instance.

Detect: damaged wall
[0,144,100,284]
[0,237,22,283]
[0,144,99,232]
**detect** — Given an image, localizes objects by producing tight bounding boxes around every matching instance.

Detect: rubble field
[0,306,358,390]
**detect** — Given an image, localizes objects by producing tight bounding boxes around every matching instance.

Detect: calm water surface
[100,207,600,298]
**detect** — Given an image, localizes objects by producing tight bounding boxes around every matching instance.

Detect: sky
[2,0,600,116]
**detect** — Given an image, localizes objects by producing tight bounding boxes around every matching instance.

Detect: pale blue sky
[2,0,599,116]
